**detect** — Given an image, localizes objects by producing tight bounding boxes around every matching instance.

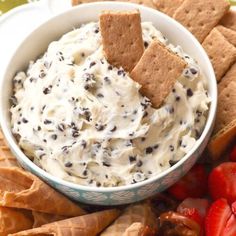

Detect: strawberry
[167,164,208,200]
[232,201,236,215]
[205,198,231,236]
[222,214,236,236]
[229,145,236,162]
[209,162,236,203]
[177,198,209,236]
[177,198,209,226]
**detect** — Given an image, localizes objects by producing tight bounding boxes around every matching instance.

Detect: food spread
[10,22,210,187]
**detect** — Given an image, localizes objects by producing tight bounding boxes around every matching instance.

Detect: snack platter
[0,0,235,235]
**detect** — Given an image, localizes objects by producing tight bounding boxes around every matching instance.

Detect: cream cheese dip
[10,22,210,187]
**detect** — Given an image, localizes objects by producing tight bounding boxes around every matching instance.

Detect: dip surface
[10,22,210,187]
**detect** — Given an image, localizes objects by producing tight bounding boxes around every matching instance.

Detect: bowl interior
[0,2,217,192]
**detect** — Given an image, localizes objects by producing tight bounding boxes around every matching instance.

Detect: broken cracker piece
[202,28,236,82]
[216,25,236,47]
[173,0,230,43]
[153,0,184,17]
[214,81,236,134]
[218,63,236,94]
[130,40,186,108]
[220,9,236,32]
[208,119,236,160]
[100,10,144,72]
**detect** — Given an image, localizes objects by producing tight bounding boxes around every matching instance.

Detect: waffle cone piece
[100,203,157,236]
[0,131,19,167]
[0,206,33,236]
[10,209,120,236]
[0,167,86,216]
[32,211,68,228]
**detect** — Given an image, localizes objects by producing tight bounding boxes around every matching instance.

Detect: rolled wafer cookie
[0,206,33,236]
[173,0,230,43]
[10,209,120,236]
[202,28,236,81]
[100,203,157,235]
[0,167,86,216]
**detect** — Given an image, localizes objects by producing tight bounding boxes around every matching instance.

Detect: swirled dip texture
[10,22,210,187]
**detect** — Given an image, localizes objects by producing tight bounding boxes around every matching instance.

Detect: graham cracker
[202,28,236,81]
[216,25,236,47]
[214,81,236,134]
[100,10,144,72]
[153,0,184,17]
[130,40,186,108]
[220,9,236,32]
[208,119,236,160]
[173,0,230,43]
[218,63,236,94]
[72,0,156,8]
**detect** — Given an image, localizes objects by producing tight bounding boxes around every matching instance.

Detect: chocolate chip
[137,160,143,167]
[103,162,111,167]
[172,88,176,93]
[169,160,178,166]
[39,71,46,78]
[83,170,88,176]
[169,145,174,152]
[144,41,149,48]
[81,140,87,148]
[65,162,73,167]
[44,119,52,125]
[89,62,96,68]
[51,134,57,140]
[84,84,90,90]
[97,93,104,98]
[142,111,148,118]
[146,147,153,154]
[94,28,99,33]
[104,76,111,84]
[108,65,113,70]
[154,144,159,149]
[58,123,65,132]
[37,126,41,131]
[96,182,101,187]
[95,123,106,131]
[141,137,146,142]
[22,118,28,123]
[176,96,180,101]
[43,87,51,95]
[110,126,117,132]
[129,156,137,162]
[72,131,79,138]
[117,69,124,76]
[190,68,198,74]
[187,88,193,97]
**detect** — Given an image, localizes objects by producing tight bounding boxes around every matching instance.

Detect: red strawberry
[222,214,236,236]
[167,164,208,200]
[229,145,236,162]
[232,201,236,215]
[205,198,231,236]
[209,162,236,203]
[177,198,209,235]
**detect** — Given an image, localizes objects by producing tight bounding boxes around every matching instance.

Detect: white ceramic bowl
[0,2,217,205]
